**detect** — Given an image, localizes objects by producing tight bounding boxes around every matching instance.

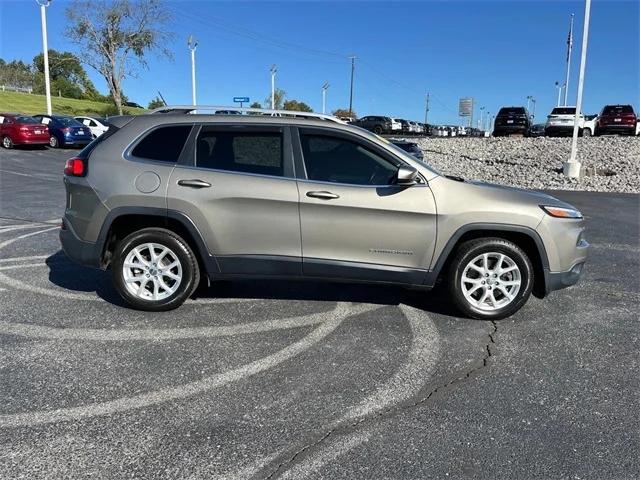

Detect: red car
[0,113,50,148]
[596,105,637,136]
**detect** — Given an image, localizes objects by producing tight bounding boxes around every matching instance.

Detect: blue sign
[233,97,250,103]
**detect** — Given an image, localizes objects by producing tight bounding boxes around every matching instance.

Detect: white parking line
[0,303,373,428]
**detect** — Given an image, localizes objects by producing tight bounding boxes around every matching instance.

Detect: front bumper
[545,261,586,294]
[59,219,101,268]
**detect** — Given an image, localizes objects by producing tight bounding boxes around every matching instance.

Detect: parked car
[409,121,422,134]
[493,107,532,136]
[0,112,49,148]
[60,107,587,320]
[596,105,637,136]
[389,138,424,161]
[398,119,411,135]
[352,116,394,134]
[529,124,546,137]
[32,114,93,148]
[75,116,109,138]
[125,101,144,109]
[544,107,596,137]
[389,118,403,132]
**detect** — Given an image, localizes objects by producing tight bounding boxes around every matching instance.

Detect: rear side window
[131,125,192,162]
[498,107,525,115]
[196,128,283,177]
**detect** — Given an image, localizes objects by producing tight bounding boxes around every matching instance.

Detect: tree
[332,108,357,119]
[283,99,313,112]
[0,59,35,90]
[148,95,165,109]
[264,88,286,110]
[33,50,100,99]
[65,0,173,115]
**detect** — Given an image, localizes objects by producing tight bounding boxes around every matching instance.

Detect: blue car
[33,114,93,148]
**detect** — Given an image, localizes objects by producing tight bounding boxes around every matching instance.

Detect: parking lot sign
[459,97,473,117]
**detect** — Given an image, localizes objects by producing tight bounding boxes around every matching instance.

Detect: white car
[545,107,596,137]
[390,118,403,131]
[408,121,422,134]
[74,116,109,138]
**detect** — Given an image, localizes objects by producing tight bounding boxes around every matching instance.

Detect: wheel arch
[96,207,218,277]
[427,224,550,298]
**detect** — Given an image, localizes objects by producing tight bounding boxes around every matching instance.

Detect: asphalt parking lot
[0,146,638,479]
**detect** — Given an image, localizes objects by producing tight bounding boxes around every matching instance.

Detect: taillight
[19,126,29,132]
[64,157,85,176]
[62,127,71,133]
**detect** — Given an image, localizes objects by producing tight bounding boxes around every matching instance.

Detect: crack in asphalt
[264,320,499,479]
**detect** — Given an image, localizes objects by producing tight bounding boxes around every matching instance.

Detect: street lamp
[36,0,52,115]
[321,82,329,114]
[526,95,533,112]
[270,65,277,110]
[555,81,565,107]
[187,35,198,106]
[565,0,592,178]
[479,106,485,130]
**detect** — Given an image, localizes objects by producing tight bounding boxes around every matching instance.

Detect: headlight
[540,205,583,219]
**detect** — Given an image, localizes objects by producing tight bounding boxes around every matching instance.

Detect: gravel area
[412,136,640,193]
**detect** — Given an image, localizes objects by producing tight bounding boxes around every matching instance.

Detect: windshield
[603,105,633,114]
[55,116,84,127]
[498,107,525,115]
[551,107,576,115]
[15,116,39,124]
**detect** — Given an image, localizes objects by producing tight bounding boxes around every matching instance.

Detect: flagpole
[563,13,575,106]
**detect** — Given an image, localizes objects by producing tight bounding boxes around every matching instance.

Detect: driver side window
[300,133,398,186]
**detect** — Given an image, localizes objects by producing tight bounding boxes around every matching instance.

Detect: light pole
[564,13,575,106]
[526,95,533,112]
[424,93,430,126]
[479,106,485,130]
[555,81,564,107]
[36,0,52,115]
[187,35,198,106]
[270,64,277,110]
[531,98,537,119]
[565,0,591,178]
[321,82,329,114]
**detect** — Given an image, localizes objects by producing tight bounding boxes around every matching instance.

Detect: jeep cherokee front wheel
[448,238,534,320]
[112,228,200,311]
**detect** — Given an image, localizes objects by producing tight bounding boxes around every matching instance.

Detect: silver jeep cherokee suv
[60,107,588,319]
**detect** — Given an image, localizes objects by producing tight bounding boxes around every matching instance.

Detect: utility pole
[36,0,52,115]
[187,35,198,105]
[270,64,277,109]
[424,93,430,125]
[348,55,356,117]
[321,82,329,114]
[564,13,575,106]
[565,0,591,178]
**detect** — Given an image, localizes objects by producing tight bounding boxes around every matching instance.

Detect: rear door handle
[306,190,340,200]
[177,179,211,189]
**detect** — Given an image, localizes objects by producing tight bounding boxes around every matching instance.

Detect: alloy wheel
[122,243,183,301]
[460,252,522,311]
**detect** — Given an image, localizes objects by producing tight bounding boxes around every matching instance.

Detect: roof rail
[149,105,347,124]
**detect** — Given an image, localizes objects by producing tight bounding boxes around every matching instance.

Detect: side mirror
[396,165,419,185]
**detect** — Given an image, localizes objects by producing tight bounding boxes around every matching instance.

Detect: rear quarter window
[131,125,192,162]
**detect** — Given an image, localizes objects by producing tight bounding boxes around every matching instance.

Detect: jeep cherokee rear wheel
[112,228,200,311]
[448,238,534,320]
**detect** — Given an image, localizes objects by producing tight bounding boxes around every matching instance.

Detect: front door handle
[177,179,211,189]
[306,190,340,200]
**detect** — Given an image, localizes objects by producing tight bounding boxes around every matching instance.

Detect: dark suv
[596,105,637,136]
[493,107,532,137]
[351,116,393,134]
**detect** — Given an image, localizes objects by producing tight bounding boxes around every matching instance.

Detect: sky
[0,0,638,125]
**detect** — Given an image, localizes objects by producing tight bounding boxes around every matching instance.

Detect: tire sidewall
[2,136,12,149]
[112,229,199,311]
[49,135,58,148]
[450,240,534,320]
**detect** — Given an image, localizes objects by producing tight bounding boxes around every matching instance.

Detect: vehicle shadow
[45,251,462,318]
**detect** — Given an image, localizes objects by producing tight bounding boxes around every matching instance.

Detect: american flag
[566,15,574,62]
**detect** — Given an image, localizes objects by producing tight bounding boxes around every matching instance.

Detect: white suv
[545,107,596,137]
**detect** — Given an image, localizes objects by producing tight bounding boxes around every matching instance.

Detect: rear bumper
[598,125,635,134]
[62,136,92,146]
[494,125,528,134]
[59,219,101,268]
[545,125,574,135]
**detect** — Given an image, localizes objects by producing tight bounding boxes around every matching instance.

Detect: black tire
[448,238,534,320]
[2,135,13,149]
[49,135,59,148]
[112,228,200,311]
[582,128,592,137]
[373,125,383,135]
